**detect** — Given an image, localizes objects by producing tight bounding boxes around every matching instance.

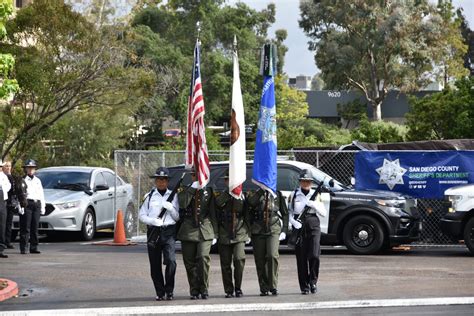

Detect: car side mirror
[328,179,335,188]
[350,177,356,186]
[94,184,109,191]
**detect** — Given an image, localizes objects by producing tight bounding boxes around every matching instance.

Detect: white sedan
[13,166,135,240]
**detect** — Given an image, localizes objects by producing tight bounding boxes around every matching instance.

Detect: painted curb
[0,279,18,302]
[92,240,136,246]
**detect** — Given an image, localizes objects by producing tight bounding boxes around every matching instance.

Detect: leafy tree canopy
[406,76,474,140]
[299,0,466,121]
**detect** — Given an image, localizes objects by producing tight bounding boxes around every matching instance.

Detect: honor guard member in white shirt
[288,170,327,295]
[139,167,179,301]
[21,159,45,255]
[0,159,12,258]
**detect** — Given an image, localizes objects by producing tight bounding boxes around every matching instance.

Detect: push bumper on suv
[439,212,465,239]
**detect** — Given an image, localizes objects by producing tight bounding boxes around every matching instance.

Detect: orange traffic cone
[113,209,128,244]
[94,209,135,246]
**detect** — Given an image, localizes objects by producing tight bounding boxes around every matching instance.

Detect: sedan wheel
[124,205,136,238]
[81,209,96,241]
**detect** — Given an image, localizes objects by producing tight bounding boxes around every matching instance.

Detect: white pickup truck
[440,184,474,254]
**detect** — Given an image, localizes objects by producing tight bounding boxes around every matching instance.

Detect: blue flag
[252,75,277,195]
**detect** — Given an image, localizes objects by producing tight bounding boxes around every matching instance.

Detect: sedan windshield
[36,171,91,190]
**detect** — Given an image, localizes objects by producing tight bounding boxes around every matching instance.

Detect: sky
[226,0,474,78]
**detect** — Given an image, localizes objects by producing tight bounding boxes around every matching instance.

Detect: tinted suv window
[277,167,300,191]
[167,167,223,189]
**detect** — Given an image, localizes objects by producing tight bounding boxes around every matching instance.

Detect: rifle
[295,178,326,246]
[147,172,186,248]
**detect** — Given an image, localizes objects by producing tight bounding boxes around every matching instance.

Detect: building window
[16,0,23,8]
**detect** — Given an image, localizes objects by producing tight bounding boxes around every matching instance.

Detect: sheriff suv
[440,184,474,254]
[168,160,422,255]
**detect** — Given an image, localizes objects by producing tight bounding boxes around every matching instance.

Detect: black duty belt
[27,199,41,203]
[147,224,175,230]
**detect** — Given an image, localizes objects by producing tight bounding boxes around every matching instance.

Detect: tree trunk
[371,101,382,121]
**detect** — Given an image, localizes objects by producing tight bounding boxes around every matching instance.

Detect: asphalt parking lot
[0,233,473,315]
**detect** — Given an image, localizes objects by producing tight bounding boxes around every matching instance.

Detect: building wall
[305,90,437,123]
[14,0,32,9]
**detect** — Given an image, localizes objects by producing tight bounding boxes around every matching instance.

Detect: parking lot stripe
[2,297,474,315]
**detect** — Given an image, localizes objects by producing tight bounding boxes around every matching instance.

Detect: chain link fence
[115,149,453,244]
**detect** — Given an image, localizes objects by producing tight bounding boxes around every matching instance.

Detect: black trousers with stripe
[19,200,41,251]
[295,214,321,292]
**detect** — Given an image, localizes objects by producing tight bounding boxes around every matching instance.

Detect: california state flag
[229,36,246,198]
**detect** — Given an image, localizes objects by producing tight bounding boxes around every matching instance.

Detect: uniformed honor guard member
[177,170,217,300]
[288,170,327,294]
[247,187,288,296]
[139,167,179,301]
[3,160,28,250]
[0,159,12,258]
[215,172,249,298]
[21,159,45,254]
[20,159,46,254]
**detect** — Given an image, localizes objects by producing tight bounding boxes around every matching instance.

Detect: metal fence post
[137,153,142,236]
[113,151,118,230]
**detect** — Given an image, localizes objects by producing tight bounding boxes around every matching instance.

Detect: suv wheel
[343,215,385,255]
[463,217,474,255]
[80,208,96,241]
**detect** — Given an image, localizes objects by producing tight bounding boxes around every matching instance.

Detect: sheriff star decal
[376,158,407,190]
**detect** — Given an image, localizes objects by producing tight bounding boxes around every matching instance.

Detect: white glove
[41,208,46,215]
[19,207,25,215]
[279,232,286,241]
[212,238,217,245]
[163,201,174,211]
[245,238,251,245]
[306,200,318,209]
[292,221,302,230]
[152,218,164,227]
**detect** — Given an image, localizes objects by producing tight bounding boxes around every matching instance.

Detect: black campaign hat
[299,169,313,181]
[150,167,170,178]
[23,159,38,168]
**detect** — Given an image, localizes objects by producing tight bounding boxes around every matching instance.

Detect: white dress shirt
[139,188,179,226]
[0,171,12,201]
[24,175,46,213]
[288,188,327,228]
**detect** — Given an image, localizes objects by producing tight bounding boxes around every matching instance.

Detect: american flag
[186,40,210,188]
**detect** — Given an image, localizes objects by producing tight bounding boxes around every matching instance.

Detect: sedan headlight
[447,195,462,212]
[55,201,81,210]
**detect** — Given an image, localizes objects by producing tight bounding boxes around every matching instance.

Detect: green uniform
[177,184,217,297]
[215,190,249,296]
[247,189,288,294]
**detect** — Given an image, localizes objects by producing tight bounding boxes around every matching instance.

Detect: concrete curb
[0,278,18,302]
